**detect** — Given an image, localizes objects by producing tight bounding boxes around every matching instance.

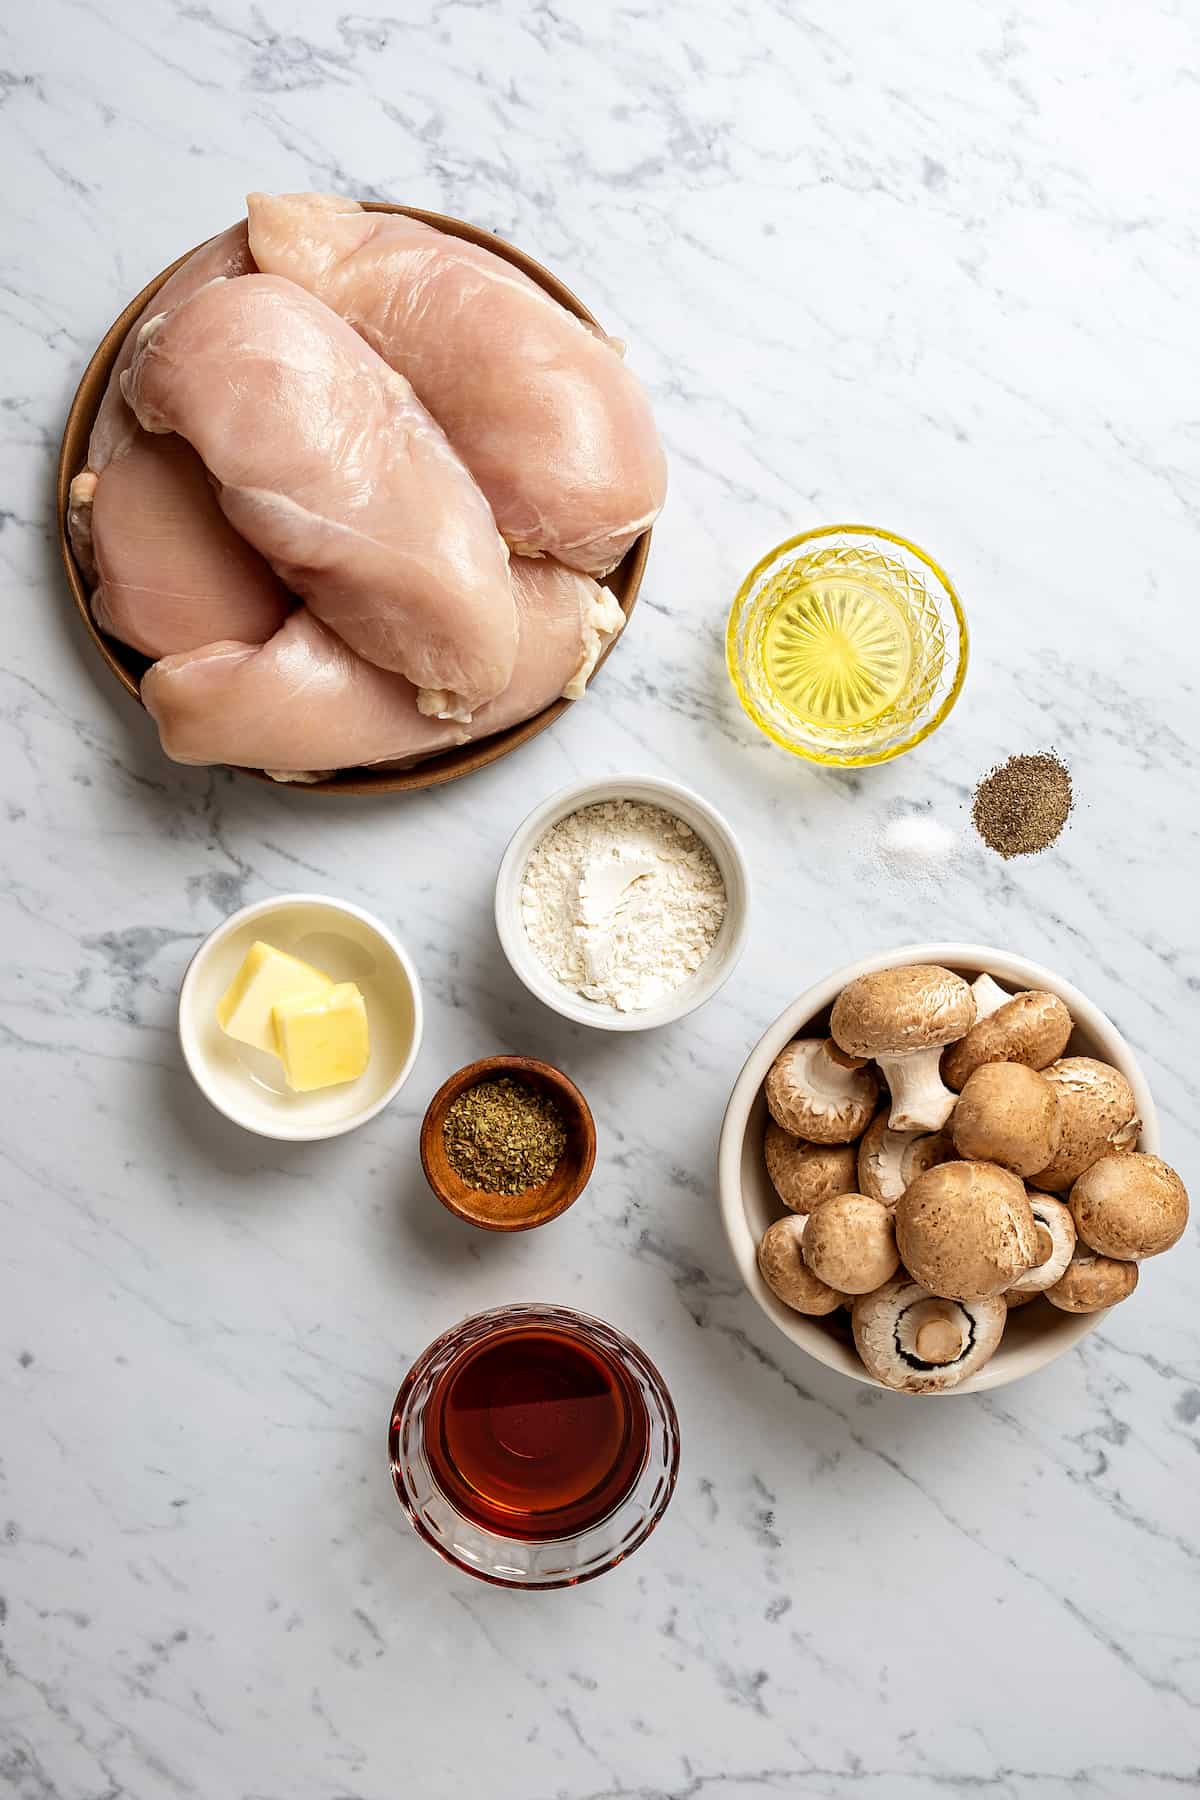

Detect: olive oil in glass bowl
[726,525,968,767]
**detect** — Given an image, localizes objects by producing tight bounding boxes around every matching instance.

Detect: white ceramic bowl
[495,776,750,1032]
[718,943,1160,1395]
[179,894,423,1141]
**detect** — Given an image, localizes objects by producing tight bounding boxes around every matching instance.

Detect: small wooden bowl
[56,203,650,796]
[420,1056,596,1232]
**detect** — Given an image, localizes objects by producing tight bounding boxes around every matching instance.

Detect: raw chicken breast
[123,273,516,720]
[88,221,256,475]
[141,558,624,777]
[247,192,667,576]
[67,223,268,633]
[85,433,291,659]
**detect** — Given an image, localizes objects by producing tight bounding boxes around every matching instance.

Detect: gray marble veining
[1,1,1199,1795]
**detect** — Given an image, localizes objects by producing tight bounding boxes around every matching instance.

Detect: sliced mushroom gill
[764,1038,880,1144]
[853,1276,1006,1392]
[1007,1194,1075,1293]
[857,1111,956,1206]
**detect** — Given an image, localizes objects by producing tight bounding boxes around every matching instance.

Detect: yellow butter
[273,983,369,1093]
[216,941,333,1056]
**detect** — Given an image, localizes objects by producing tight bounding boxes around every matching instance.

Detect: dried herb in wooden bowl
[442,1077,567,1195]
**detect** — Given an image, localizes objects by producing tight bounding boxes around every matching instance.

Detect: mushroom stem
[876,1048,958,1134]
[914,1316,964,1365]
[971,973,1011,1020]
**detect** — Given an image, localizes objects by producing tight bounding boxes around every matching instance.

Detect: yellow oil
[759,557,933,729]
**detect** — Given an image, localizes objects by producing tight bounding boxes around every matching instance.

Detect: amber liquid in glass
[422,1323,650,1541]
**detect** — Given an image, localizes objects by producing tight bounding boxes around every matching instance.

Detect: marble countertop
[3,2,1199,1795]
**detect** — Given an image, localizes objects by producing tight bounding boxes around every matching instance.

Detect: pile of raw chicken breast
[68,193,667,781]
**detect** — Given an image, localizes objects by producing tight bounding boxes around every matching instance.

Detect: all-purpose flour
[520,800,727,1012]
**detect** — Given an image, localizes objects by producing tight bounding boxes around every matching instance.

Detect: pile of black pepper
[443,1077,567,1195]
[972,751,1073,859]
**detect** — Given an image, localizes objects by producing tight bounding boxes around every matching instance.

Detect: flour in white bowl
[519,800,727,1012]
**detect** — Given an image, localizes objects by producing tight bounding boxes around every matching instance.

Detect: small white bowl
[718,943,1160,1396]
[495,776,750,1032]
[179,894,423,1141]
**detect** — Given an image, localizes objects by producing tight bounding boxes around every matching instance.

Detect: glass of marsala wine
[390,1304,680,1588]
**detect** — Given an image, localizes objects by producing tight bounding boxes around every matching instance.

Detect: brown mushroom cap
[1045,1245,1139,1313]
[942,990,1073,1091]
[852,1276,1007,1392]
[1004,1287,1040,1310]
[764,1039,880,1145]
[895,1161,1038,1300]
[763,1123,859,1214]
[1028,1058,1140,1192]
[857,1113,956,1206]
[1070,1152,1189,1261]
[951,1063,1062,1179]
[756,1216,843,1315]
[802,1193,899,1294]
[831,964,976,1058]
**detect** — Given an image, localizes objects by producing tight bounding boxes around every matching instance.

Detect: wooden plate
[56,204,650,795]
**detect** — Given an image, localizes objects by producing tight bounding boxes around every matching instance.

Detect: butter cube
[273,983,370,1093]
[216,941,333,1056]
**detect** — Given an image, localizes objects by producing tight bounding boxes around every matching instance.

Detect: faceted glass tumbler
[726,524,968,767]
[389,1303,680,1589]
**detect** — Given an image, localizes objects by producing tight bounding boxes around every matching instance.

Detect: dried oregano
[443,1078,567,1195]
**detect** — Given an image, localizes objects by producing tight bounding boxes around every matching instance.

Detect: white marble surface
[2,2,1199,1794]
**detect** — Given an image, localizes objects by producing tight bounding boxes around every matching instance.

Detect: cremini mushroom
[763,1122,859,1214]
[857,1112,956,1206]
[830,964,975,1133]
[801,1193,899,1294]
[764,1038,879,1145]
[895,1161,1038,1299]
[1004,1287,1039,1310]
[852,1276,1007,1393]
[1045,1244,1139,1313]
[1070,1152,1189,1261]
[756,1216,842,1316]
[1028,1058,1140,1192]
[1006,1194,1076,1294]
[943,989,1073,1091]
[951,1063,1062,1178]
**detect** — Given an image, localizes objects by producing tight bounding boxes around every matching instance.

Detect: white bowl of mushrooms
[718,944,1190,1395]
